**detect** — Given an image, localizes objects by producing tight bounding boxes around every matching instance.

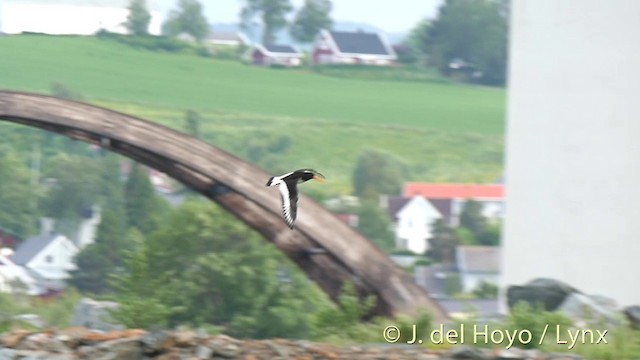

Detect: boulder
[447,345,490,360]
[70,298,123,332]
[507,278,579,311]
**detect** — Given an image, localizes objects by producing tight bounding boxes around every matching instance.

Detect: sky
[155,0,444,35]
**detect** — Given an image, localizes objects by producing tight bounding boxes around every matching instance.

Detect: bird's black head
[296,169,325,183]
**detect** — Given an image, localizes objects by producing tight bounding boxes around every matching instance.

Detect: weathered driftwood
[0,90,447,321]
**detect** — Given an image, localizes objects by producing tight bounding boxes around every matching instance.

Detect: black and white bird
[266,169,325,229]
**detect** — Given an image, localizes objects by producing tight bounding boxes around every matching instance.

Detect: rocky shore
[0,328,586,360]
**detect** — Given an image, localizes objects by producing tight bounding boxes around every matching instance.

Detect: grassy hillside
[0,35,506,193]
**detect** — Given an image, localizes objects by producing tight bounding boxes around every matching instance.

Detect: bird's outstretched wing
[277,181,298,228]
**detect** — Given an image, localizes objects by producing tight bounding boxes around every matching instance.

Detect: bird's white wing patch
[278,182,295,228]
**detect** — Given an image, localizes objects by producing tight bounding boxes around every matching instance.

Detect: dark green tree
[113,200,328,337]
[68,208,129,294]
[0,148,39,238]
[99,153,126,214]
[50,82,84,101]
[459,199,487,238]
[125,0,152,36]
[312,281,375,339]
[290,0,332,43]
[406,19,431,66]
[419,0,508,85]
[425,219,459,263]
[124,162,169,234]
[477,221,501,246]
[163,0,209,41]
[109,237,171,328]
[184,109,201,138]
[356,199,395,253]
[458,199,501,245]
[241,0,293,45]
[42,154,101,236]
[352,149,408,199]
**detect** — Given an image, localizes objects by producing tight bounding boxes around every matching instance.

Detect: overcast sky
[155,0,443,34]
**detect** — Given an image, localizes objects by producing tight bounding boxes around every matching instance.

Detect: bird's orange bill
[313,175,325,182]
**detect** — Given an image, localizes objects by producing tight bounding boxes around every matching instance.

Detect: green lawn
[0,35,506,193]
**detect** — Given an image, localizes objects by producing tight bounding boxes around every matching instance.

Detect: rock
[97,337,142,360]
[507,278,578,311]
[0,329,30,348]
[0,328,598,360]
[623,305,640,329]
[209,335,242,358]
[495,348,526,360]
[216,342,240,358]
[70,298,123,332]
[141,329,172,354]
[0,348,17,360]
[171,329,199,347]
[79,337,142,360]
[545,353,585,360]
[447,345,489,359]
[196,344,213,359]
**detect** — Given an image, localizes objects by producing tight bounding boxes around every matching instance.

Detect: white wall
[76,206,101,249]
[502,0,640,308]
[29,235,78,279]
[395,197,442,254]
[1,3,162,35]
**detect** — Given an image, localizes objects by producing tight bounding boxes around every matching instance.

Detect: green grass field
[0,35,506,193]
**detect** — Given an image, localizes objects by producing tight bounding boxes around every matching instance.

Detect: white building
[387,196,444,254]
[502,0,640,308]
[312,29,397,66]
[11,233,79,292]
[0,0,163,35]
[0,249,39,295]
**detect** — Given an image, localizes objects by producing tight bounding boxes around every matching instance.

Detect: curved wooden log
[0,90,447,322]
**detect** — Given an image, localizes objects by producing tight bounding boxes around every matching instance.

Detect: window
[45,255,53,263]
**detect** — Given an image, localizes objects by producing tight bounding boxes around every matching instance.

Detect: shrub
[50,82,84,101]
[96,30,191,53]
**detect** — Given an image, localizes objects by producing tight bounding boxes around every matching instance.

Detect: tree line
[125,0,509,86]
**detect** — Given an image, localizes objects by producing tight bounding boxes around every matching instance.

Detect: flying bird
[266,169,325,229]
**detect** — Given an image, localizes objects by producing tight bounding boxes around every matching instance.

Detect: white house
[386,196,445,254]
[11,233,79,293]
[0,249,38,294]
[456,246,500,293]
[251,44,304,67]
[0,0,163,35]
[206,31,250,47]
[312,29,397,66]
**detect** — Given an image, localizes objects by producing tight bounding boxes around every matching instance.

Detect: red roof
[403,183,504,199]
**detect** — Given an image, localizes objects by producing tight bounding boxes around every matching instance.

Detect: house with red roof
[403,183,505,227]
